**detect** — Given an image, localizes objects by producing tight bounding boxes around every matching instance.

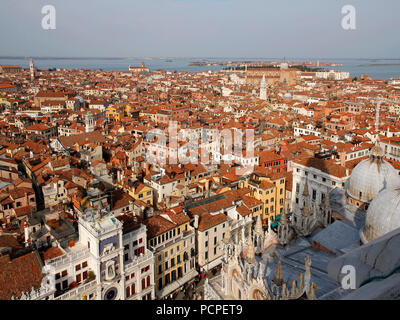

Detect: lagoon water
[1,57,400,80]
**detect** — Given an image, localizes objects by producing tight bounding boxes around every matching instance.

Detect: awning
[156,269,198,299]
[200,256,222,272]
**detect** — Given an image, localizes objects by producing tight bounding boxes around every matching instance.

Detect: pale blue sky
[0,0,399,58]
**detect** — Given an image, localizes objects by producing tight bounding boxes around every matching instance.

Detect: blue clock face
[105,288,117,300]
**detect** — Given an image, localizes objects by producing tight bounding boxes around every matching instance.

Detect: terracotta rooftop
[197,211,227,232]
[58,131,106,148]
[294,157,349,178]
[0,251,43,300]
[143,214,176,239]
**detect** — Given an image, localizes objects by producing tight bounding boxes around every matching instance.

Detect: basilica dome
[361,188,400,243]
[347,144,400,204]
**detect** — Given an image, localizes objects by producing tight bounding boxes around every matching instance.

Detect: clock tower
[78,208,125,300]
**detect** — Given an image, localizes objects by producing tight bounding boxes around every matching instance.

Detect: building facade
[16,208,155,300]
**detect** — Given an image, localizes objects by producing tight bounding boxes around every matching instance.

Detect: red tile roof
[41,247,64,261]
[0,252,43,300]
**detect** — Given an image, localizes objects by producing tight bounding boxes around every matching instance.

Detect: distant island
[189,60,341,68]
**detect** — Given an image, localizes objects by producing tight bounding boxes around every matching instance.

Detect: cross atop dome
[369,139,384,163]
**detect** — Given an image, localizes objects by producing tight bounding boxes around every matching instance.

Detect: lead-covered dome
[361,188,400,243]
[347,143,400,203]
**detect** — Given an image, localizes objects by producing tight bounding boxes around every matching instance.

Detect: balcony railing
[46,247,89,268]
[54,279,97,300]
[124,249,154,271]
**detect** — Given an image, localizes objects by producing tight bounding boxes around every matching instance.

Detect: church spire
[246,238,256,263]
[302,179,309,197]
[303,198,309,217]
[274,259,283,286]
[29,58,36,81]
[255,214,263,234]
[246,226,256,263]
[375,99,381,132]
[260,73,267,100]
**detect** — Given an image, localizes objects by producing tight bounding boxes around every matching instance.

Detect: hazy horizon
[1,0,400,59]
[1,56,400,61]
